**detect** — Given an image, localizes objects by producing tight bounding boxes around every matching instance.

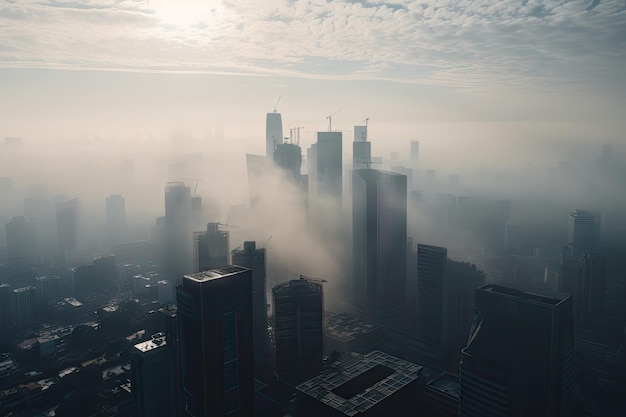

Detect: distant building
[272,277,324,380]
[35,276,61,308]
[266,111,283,157]
[55,198,80,262]
[177,266,254,417]
[73,255,117,293]
[164,182,192,281]
[352,169,407,322]
[410,141,419,168]
[131,333,174,417]
[194,223,229,272]
[5,216,37,267]
[232,241,271,378]
[460,284,577,417]
[0,284,11,325]
[324,311,382,355]
[581,251,606,321]
[316,132,343,202]
[296,350,423,417]
[105,194,125,245]
[568,209,598,251]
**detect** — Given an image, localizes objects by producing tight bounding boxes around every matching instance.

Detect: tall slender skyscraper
[415,244,449,355]
[177,266,254,417]
[232,241,271,378]
[266,111,283,157]
[316,132,342,202]
[353,125,371,170]
[164,182,192,281]
[56,198,80,262]
[272,277,324,379]
[352,169,407,322]
[460,284,576,417]
[568,209,598,251]
[581,251,606,321]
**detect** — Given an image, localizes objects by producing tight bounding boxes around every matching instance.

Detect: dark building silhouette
[424,372,460,417]
[231,241,271,378]
[194,222,229,272]
[177,266,254,417]
[131,333,174,417]
[568,209,598,252]
[164,182,192,281]
[272,277,324,380]
[460,284,576,417]
[5,216,37,267]
[73,255,117,293]
[274,142,302,181]
[352,169,407,322]
[581,251,606,321]
[10,286,36,329]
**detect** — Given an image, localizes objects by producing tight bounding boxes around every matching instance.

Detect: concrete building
[177,266,254,417]
[10,286,36,329]
[164,182,192,282]
[266,111,283,157]
[272,277,324,380]
[316,132,343,202]
[296,350,423,417]
[34,275,61,308]
[131,333,174,417]
[232,241,271,378]
[5,216,37,267]
[424,372,460,417]
[568,209,598,251]
[324,311,382,355]
[105,194,125,245]
[55,198,80,262]
[459,284,577,417]
[352,169,407,322]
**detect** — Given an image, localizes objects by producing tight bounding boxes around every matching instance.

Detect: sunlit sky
[1,0,625,145]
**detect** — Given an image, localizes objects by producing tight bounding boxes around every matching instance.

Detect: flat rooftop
[326,312,382,343]
[297,350,422,416]
[427,372,459,399]
[479,284,567,306]
[184,265,249,282]
[133,334,166,353]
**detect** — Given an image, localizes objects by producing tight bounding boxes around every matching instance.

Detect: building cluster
[0,107,624,416]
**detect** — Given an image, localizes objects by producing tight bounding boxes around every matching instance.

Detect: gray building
[266,111,283,157]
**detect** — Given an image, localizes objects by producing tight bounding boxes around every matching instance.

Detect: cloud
[0,0,624,89]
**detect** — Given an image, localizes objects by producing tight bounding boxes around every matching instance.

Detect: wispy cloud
[0,0,624,88]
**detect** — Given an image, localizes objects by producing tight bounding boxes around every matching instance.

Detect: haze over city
[0,1,625,417]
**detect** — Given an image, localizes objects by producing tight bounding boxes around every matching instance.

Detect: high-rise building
[410,141,419,168]
[568,209,598,251]
[131,333,174,417]
[274,142,302,182]
[164,182,192,281]
[353,125,371,170]
[415,245,449,355]
[35,275,61,308]
[272,277,324,379]
[460,284,576,417]
[581,251,606,321]
[5,216,37,267]
[56,198,80,261]
[266,111,283,157]
[352,169,407,322]
[10,286,36,329]
[194,223,229,272]
[177,266,254,417]
[316,132,342,202]
[73,255,117,293]
[232,241,271,378]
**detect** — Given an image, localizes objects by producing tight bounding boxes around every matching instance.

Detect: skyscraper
[415,244,449,356]
[5,216,37,267]
[353,125,371,170]
[316,132,342,202]
[164,182,192,281]
[232,241,271,378]
[460,284,576,417]
[568,209,598,251]
[10,286,36,329]
[56,198,80,262]
[410,141,419,168]
[352,169,407,322]
[131,333,174,417]
[581,251,606,321]
[177,266,254,417]
[266,111,283,157]
[272,277,324,379]
[194,222,229,272]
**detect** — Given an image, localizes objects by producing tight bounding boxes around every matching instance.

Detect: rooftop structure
[325,312,382,354]
[297,350,422,416]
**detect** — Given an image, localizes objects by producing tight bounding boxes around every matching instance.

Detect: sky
[0,0,625,144]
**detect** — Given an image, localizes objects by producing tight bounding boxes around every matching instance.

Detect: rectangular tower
[316,132,342,202]
[460,284,576,417]
[352,169,407,322]
[177,266,254,417]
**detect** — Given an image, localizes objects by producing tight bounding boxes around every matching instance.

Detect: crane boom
[326,108,342,132]
[273,96,281,113]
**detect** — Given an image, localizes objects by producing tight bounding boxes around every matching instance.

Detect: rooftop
[273,278,323,296]
[184,265,249,282]
[479,284,567,306]
[133,333,167,353]
[297,350,422,416]
[326,312,382,343]
[427,372,459,399]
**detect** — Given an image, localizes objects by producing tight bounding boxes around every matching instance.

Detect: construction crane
[289,126,305,145]
[273,96,281,113]
[173,178,201,195]
[364,117,369,141]
[216,222,239,228]
[326,109,342,132]
[299,274,327,284]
